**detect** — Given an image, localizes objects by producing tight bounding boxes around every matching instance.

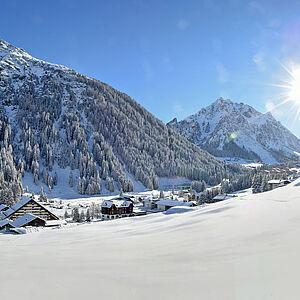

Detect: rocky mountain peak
[168,98,300,164]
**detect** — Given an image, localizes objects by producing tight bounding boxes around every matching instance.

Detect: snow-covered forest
[0,40,243,204]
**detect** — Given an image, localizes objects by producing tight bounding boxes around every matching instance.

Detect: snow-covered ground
[1,180,300,299]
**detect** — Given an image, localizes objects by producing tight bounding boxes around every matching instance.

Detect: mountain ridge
[0,39,239,202]
[167,97,300,164]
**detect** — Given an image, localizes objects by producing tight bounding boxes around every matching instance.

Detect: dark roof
[12,213,45,227]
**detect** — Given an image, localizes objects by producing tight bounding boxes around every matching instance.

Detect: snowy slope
[0,39,232,199]
[1,180,300,299]
[168,98,300,164]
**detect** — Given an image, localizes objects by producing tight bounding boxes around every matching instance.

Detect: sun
[266,62,300,124]
[288,67,300,105]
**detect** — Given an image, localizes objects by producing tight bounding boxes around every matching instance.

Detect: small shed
[212,194,228,202]
[143,197,160,209]
[268,179,291,190]
[156,199,194,211]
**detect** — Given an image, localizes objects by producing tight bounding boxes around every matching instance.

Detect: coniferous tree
[72,207,80,222]
[86,208,91,222]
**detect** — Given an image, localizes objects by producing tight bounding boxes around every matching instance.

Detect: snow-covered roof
[164,206,194,215]
[12,213,45,228]
[156,199,193,207]
[0,204,9,211]
[101,200,133,208]
[4,196,59,220]
[143,197,159,202]
[0,219,15,228]
[213,194,228,200]
[45,220,67,227]
[268,179,281,184]
[268,179,291,184]
[113,196,134,202]
[0,211,5,220]
[3,196,33,217]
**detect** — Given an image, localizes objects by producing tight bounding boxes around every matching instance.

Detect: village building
[212,194,228,202]
[12,213,46,228]
[268,179,291,190]
[0,219,15,231]
[156,199,195,211]
[101,199,134,220]
[2,196,59,221]
[143,197,160,210]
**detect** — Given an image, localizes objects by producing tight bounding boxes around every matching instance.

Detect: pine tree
[198,193,207,205]
[72,207,80,222]
[64,210,70,219]
[86,208,91,222]
[68,171,74,187]
[79,210,85,223]
[159,190,164,199]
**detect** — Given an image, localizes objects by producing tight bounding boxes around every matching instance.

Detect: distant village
[0,175,294,235]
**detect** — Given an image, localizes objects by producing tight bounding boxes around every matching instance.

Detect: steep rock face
[0,40,234,199]
[168,98,300,164]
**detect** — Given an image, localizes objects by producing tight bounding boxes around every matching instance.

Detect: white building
[212,194,228,202]
[156,199,194,211]
[268,179,291,190]
[143,197,160,209]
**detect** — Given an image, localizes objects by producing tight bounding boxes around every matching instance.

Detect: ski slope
[1,180,300,299]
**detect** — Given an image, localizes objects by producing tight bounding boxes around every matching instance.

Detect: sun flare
[265,62,300,125]
[288,67,300,105]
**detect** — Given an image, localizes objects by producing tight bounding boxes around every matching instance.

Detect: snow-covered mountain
[0,40,236,202]
[168,98,300,164]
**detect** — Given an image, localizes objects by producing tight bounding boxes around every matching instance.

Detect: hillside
[168,98,300,164]
[1,178,300,299]
[0,40,236,202]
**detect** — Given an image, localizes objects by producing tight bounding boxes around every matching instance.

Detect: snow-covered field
[2,180,300,299]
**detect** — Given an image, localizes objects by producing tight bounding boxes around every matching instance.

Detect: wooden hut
[12,213,46,228]
[3,196,59,221]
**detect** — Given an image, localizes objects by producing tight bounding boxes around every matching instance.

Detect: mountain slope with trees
[0,40,240,203]
[168,98,300,164]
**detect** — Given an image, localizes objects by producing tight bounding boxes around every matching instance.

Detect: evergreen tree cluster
[0,114,23,205]
[68,203,101,223]
[0,42,244,203]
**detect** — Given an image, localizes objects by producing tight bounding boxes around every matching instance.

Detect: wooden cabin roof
[3,196,59,220]
[12,213,45,228]
[101,199,133,208]
[0,219,15,229]
[156,199,193,207]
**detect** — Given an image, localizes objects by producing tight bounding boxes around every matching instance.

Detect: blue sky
[1,0,300,135]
